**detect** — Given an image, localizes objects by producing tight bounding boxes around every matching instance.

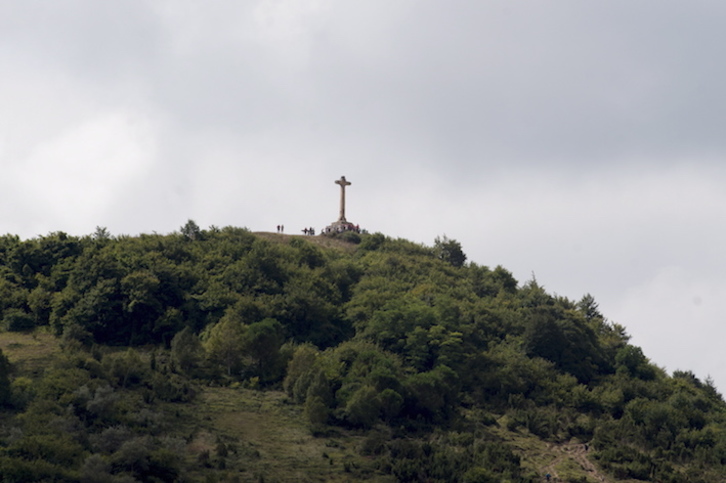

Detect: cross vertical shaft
[335,176,352,222]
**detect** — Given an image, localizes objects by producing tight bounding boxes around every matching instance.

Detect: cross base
[323,220,360,235]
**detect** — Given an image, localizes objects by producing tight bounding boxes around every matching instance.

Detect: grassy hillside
[0,227,722,482]
[0,333,632,483]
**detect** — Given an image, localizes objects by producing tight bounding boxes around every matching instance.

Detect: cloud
[612,266,726,390]
[7,109,156,236]
[1,0,726,391]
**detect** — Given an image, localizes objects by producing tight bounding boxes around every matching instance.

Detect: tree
[304,396,330,428]
[28,285,53,327]
[62,278,125,344]
[121,270,162,344]
[180,220,201,241]
[378,388,403,421]
[283,344,319,398]
[242,318,285,382]
[524,307,608,383]
[616,345,656,380]
[433,235,467,267]
[104,349,149,388]
[578,293,603,321]
[345,386,381,428]
[404,365,459,422]
[92,226,111,241]
[203,317,245,377]
[171,327,204,375]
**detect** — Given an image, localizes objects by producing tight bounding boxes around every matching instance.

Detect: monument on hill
[324,176,359,234]
[335,176,351,223]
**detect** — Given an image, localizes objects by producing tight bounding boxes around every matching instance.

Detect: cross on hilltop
[335,176,351,223]
[323,176,361,235]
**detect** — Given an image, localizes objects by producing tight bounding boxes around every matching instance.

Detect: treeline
[0,224,724,481]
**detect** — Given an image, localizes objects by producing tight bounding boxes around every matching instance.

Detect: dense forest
[0,223,723,482]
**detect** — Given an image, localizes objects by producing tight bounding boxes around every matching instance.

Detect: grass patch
[0,330,61,377]
[488,417,640,483]
[170,386,386,482]
[254,232,359,253]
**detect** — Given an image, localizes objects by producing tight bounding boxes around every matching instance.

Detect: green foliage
[6,433,85,467]
[616,344,657,380]
[344,385,380,428]
[180,219,202,241]
[0,228,723,480]
[242,318,285,382]
[468,263,518,297]
[171,326,204,376]
[359,232,385,251]
[378,435,527,483]
[404,365,460,422]
[283,343,319,400]
[433,235,467,268]
[523,305,610,384]
[0,348,12,406]
[304,395,330,428]
[204,316,246,377]
[103,349,149,388]
[339,231,361,244]
[0,456,72,482]
[2,308,35,332]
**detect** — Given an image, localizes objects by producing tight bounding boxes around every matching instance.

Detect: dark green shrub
[340,231,361,244]
[3,309,35,332]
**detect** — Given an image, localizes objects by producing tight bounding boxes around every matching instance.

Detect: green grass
[0,330,61,378]
[487,416,641,483]
[168,386,390,482]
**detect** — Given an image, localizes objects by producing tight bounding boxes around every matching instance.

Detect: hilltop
[0,225,722,482]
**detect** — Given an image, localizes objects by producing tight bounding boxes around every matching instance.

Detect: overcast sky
[2,1,726,391]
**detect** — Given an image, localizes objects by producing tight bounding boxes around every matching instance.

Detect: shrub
[340,231,361,244]
[345,386,380,428]
[3,309,35,332]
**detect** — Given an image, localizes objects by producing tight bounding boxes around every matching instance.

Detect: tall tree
[171,327,204,375]
[242,318,285,382]
[204,317,246,377]
[433,235,467,268]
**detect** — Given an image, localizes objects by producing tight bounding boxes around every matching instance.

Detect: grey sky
[2,1,725,389]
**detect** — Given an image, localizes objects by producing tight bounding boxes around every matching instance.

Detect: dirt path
[540,442,612,483]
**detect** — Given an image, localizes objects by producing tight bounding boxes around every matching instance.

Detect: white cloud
[611,266,726,390]
[10,109,156,236]
[1,0,726,392]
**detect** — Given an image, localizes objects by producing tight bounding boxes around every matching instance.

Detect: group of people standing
[322,223,360,234]
[275,225,317,235]
[276,223,364,236]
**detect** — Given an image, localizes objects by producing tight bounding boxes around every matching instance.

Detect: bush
[340,231,361,244]
[345,386,380,428]
[151,373,196,402]
[0,456,71,483]
[379,388,404,421]
[3,309,35,332]
[462,467,499,483]
[359,233,385,251]
[103,349,149,388]
[305,395,330,429]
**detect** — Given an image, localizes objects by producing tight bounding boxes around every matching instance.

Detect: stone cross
[335,176,351,222]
